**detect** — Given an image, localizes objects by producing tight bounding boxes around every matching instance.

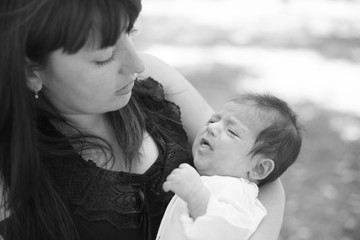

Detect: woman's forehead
[64,4,132,54]
[82,21,128,51]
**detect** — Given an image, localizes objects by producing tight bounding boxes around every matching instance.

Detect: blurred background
[135,0,360,239]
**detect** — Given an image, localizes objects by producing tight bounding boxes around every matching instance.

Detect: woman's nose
[117,35,145,75]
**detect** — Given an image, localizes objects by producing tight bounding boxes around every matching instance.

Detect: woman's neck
[60,113,110,137]
[53,112,128,170]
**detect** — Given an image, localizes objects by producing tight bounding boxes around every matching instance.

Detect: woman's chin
[112,92,132,111]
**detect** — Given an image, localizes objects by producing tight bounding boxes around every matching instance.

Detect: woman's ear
[25,59,43,93]
[248,158,275,181]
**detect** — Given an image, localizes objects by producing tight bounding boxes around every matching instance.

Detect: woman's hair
[231,93,303,186]
[0,0,142,239]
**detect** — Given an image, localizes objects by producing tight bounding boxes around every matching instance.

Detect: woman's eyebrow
[79,46,114,60]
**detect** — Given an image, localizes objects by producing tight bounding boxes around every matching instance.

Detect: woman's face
[39,33,145,117]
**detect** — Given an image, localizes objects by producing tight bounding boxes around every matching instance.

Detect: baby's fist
[163,164,203,202]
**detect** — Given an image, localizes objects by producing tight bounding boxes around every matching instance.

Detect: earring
[34,91,39,99]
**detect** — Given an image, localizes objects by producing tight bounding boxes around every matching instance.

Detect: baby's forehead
[221,101,277,132]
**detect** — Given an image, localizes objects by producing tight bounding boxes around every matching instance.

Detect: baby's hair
[231,93,303,186]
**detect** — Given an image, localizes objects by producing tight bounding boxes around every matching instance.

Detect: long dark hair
[0,0,142,239]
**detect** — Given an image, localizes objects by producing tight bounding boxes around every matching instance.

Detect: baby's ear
[249,158,275,181]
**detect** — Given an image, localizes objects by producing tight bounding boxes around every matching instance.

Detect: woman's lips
[115,81,134,95]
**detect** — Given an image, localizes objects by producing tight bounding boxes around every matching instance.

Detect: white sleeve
[180,177,266,240]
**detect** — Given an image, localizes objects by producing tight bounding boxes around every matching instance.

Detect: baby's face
[192,101,263,178]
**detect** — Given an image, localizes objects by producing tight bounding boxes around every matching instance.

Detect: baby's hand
[163,163,203,203]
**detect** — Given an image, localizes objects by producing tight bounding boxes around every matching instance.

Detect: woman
[0,0,285,239]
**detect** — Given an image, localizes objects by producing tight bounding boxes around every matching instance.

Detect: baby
[156,93,302,240]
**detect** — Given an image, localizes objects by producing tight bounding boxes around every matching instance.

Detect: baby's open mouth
[200,138,213,150]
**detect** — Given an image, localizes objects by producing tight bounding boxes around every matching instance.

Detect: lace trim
[46,77,193,231]
[135,77,165,101]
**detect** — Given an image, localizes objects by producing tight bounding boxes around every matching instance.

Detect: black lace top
[44,78,193,240]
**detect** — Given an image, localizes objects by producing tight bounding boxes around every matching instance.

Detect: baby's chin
[193,159,203,174]
[193,162,210,176]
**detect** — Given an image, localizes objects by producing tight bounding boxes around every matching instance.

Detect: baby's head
[192,93,302,186]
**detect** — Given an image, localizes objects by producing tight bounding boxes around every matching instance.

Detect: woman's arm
[139,53,214,144]
[250,179,285,240]
[139,53,285,239]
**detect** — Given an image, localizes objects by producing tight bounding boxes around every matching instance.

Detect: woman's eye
[95,50,117,67]
[128,27,138,37]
